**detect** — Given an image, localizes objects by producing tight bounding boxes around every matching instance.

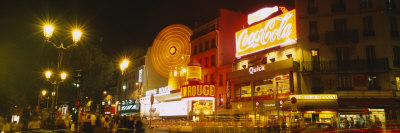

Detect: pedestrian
[28,117,41,130]
[21,105,31,131]
[93,118,105,133]
[350,117,354,128]
[83,114,93,133]
[11,121,21,132]
[135,118,144,133]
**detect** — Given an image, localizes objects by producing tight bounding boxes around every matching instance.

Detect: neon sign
[249,65,265,74]
[236,8,297,57]
[181,84,215,98]
[192,100,213,115]
[248,6,279,25]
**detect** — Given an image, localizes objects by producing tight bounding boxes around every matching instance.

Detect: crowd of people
[0,105,145,133]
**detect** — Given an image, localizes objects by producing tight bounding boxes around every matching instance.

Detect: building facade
[295,0,400,129]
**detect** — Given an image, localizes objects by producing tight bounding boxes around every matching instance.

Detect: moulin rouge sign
[236,7,297,57]
[181,84,216,98]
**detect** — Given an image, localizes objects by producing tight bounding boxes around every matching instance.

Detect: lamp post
[44,70,67,126]
[42,23,82,127]
[118,59,130,114]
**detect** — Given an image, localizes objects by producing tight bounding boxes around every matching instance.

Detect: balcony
[325,30,359,45]
[302,58,389,73]
[191,25,216,40]
[363,30,375,37]
[337,90,399,99]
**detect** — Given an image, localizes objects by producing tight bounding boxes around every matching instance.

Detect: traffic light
[73,69,82,88]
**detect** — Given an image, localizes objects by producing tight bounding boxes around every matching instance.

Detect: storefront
[337,98,400,129]
[119,99,140,116]
[228,58,300,127]
[283,94,339,128]
[139,84,216,121]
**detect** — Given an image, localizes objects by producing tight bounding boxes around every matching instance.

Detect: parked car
[291,123,336,133]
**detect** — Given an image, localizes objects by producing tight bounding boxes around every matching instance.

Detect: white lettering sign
[248,6,279,25]
[138,69,143,83]
[158,86,170,95]
[145,86,170,96]
[249,65,265,74]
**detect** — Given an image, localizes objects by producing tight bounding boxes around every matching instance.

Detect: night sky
[0,0,293,115]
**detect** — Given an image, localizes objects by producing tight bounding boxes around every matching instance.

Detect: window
[393,46,400,67]
[390,16,399,38]
[211,55,216,66]
[363,16,375,37]
[211,74,215,84]
[193,45,198,54]
[219,74,223,86]
[366,46,376,66]
[368,74,380,90]
[360,0,372,8]
[334,19,347,32]
[332,0,346,12]
[311,49,320,71]
[387,0,396,10]
[211,38,216,48]
[312,77,322,93]
[199,59,202,67]
[309,21,319,41]
[199,43,203,52]
[240,85,251,98]
[338,74,352,90]
[308,0,318,14]
[396,76,400,90]
[336,47,349,67]
[205,41,210,50]
[205,57,209,67]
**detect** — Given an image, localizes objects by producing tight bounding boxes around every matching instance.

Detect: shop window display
[240,85,251,97]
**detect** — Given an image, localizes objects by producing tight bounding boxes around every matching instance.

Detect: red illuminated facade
[190,9,242,113]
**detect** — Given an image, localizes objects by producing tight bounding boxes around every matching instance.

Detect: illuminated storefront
[139,85,216,120]
[227,6,298,126]
[283,94,339,128]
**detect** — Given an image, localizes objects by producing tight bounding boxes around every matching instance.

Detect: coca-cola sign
[236,8,297,57]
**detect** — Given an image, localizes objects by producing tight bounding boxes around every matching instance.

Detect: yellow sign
[192,100,213,115]
[181,84,215,98]
[289,94,337,100]
[236,9,297,57]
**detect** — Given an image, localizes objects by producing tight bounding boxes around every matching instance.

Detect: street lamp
[118,58,130,114]
[42,90,47,96]
[42,22,83,127]
[120,59,130,73]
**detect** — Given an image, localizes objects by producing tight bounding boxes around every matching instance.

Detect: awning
[338,99,400,107]
[283,99,338,111]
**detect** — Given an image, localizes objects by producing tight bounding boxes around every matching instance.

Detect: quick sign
[236,8,297,57]
[249,65,265,74]
[181,84,215,98]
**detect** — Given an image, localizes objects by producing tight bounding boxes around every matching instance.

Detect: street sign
[151,94,154,105]
[291,97,297,104]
